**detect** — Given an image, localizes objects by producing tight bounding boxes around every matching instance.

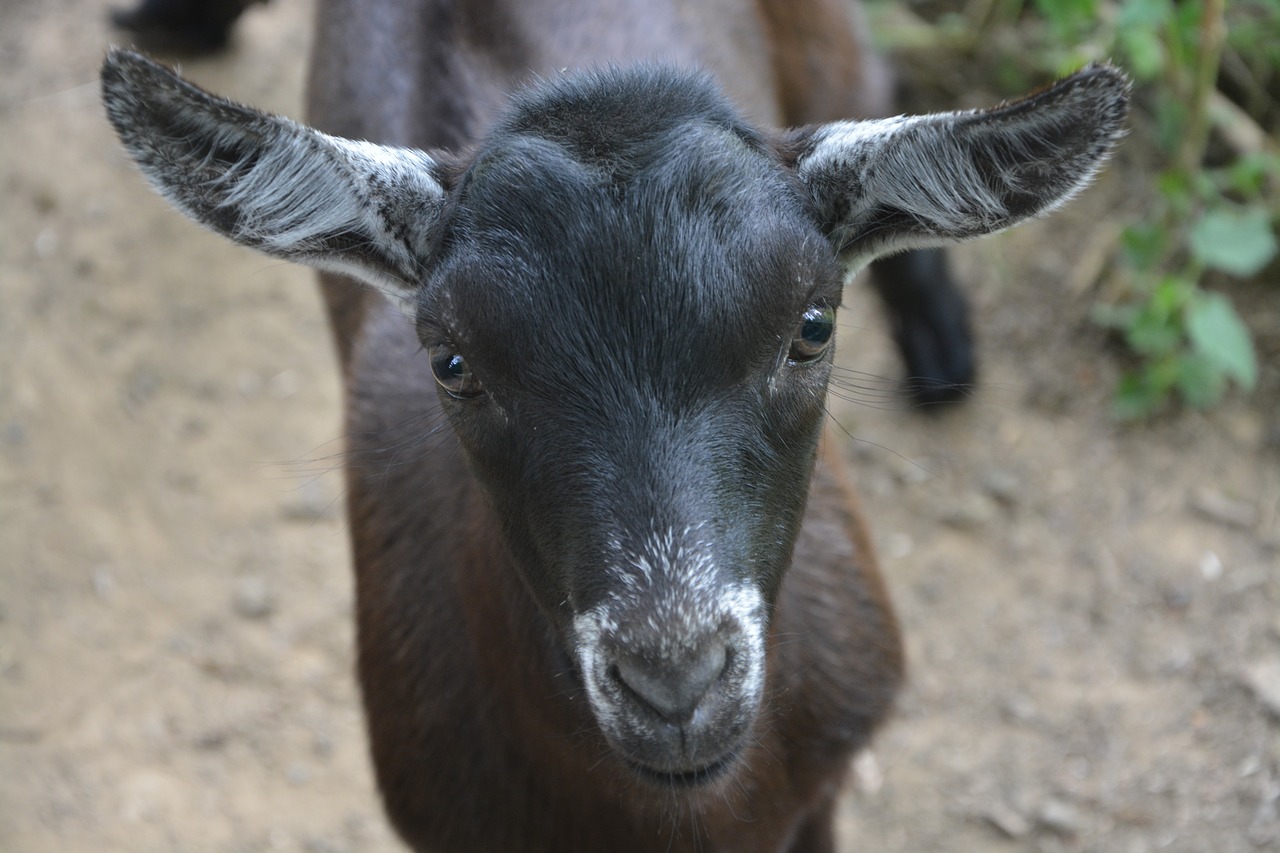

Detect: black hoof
[109,0,261,55]
[869,249,976,410]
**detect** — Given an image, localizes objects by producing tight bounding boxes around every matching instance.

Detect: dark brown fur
[309,2,903,850]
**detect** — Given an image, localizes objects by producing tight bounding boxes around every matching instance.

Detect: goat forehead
[493,64,770,179]
[454,119,796,246]
[433,130,822,384]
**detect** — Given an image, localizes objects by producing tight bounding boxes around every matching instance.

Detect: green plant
[1028,0,1276,417]
[869,0,1277,417]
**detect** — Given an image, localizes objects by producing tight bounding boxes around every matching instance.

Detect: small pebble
[1242,659,1280,719]
[981,800,1031,839]
[34,227,58,259]
[1036,797,1080,836]
[1199,550,1223,582]
[121,365,162,413]
[193,730,228,751]
[312,731,334,760]
[232,576,276,620]
[91,565,117,601]
[884,532,913,560]
[938,493,998,531]
[1161,583,1193,610]
[980,469,1022,507]
[851,750,883,795]
[268,369,299,399]
[280,480,339,522]
[1189,488,1257,530]
[1000,692,1039,725]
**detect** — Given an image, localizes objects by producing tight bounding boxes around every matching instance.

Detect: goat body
[101,2,1128,850]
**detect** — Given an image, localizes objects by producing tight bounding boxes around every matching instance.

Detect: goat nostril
[612,639,728,724]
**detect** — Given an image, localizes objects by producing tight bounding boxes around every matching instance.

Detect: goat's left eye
[429,345,484,399]
[788,305,835,363]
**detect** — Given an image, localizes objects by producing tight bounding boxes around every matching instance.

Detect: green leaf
[1118,26,1165,78]
[1174,353,1226,409]
[1169,0,1203,52]
[1225,153,1280,199]
[1114,374,1155,420]
[1153,94,1190,156]
[1120,221,1167,270]
[1113,370,1168,420]
[1125,310,1181,356]
[1117,0,1173,28]
[1188,207,1278,278]
[1156,168,1193,205]
[1033,0,1098,36]
[1152,276,1193,314]
[1122,277,1191,356]
[1185,292,1259,390]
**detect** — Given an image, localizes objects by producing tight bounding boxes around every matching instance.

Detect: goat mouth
[625,752,739,790]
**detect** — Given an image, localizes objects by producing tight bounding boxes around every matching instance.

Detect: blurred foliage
[869,0,1278,418]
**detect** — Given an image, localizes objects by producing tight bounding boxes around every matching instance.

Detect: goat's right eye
[429,346,484,399]
[787,304,835,363]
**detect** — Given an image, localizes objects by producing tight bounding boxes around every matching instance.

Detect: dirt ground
[2,1,1278,851]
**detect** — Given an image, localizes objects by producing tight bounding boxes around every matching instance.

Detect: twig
[1179,0,1228,174]
[1208,89,1280,158]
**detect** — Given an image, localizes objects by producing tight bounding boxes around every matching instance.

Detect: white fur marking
[213,132,443,314]
[572,525,766,744]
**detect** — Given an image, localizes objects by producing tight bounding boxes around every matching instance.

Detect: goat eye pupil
[788,305,835,362]
[429,346,484,398]
[801,315,831,345]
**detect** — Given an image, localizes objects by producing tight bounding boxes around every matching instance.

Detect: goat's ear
[789,65,1130,274]
[101,48,446,315]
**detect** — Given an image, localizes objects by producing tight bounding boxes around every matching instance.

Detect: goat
[100,2,1127,849]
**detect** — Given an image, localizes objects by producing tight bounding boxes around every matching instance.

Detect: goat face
[102,49,1128,789]
[416,73,844,780]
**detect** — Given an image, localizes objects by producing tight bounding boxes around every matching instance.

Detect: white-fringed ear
[791,64,1130,275]
[101,48,447,316]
